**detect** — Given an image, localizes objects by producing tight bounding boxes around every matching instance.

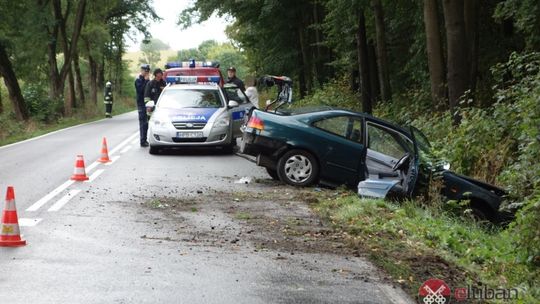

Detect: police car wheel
[149,146,160,155]
[277,149,319,187]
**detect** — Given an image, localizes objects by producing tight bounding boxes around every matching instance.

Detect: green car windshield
[410,126,446,171]
[410,126,432,155]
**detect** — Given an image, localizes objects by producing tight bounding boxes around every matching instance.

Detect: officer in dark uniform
[104,81,113,118]
[144,68,166,113]
[135,64,150,147]
[226,67,245,91]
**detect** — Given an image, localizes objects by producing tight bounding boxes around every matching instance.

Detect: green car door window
[314,116,349,137]
[314,116,364,143]
[367,123,409,159]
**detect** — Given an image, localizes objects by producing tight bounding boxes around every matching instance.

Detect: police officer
[144,68,166,114]
[104,81,113,118]
[226,67,245,91]
[135,64,150,147]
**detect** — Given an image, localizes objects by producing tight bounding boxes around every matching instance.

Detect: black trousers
[105,103,112,115]
[137,106,148,144]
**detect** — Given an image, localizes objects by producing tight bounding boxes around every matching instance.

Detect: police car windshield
[158,89,223,109]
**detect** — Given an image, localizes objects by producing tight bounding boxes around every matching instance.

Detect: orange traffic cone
[0,186,26,247]
[71,155,89,181]
[98,137,111,163]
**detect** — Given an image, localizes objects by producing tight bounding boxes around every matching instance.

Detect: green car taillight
[247,116,264,130]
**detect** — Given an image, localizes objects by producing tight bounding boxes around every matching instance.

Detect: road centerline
[85,169,105,183]
[26,180,75,212]
[105,156,120,166]
[109,132,139,156]
[26,131,138,212]
[18,218,43,227]
[48,189,82,212]
[120,145,132,154]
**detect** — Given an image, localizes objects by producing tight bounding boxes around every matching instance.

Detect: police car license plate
[177,131,203,138]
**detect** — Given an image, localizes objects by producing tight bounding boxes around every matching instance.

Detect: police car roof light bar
[165,61,220,70]
[165,75,221,85]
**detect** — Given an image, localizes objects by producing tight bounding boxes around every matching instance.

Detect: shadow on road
[149,146,236,156]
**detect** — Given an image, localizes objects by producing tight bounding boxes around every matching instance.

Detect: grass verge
[0,96,136,147]
[310,190,539,303]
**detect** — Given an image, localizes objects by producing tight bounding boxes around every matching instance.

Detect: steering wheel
[392,153,410,171]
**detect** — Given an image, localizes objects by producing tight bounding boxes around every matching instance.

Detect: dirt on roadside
[141,185,358,259]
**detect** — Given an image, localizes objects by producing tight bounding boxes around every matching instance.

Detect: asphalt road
[0,111,413,303]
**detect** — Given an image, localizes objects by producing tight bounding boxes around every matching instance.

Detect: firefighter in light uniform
[104,81,113,118]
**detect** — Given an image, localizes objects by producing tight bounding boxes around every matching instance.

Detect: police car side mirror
[228,100,239,108]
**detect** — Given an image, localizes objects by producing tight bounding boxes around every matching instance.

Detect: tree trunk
[350,69,360,92]
[368,41,380,103]
[45,9,62,102]
[424,0,446,107]
[298,68,307,99]
[73,51,85,104]
[0,78,3,114]
[54,0,87,86]
[312,0,323,85]
[114,40,124,95]
[297,11,312,94]
[46,0,86,104]
[464,0,479,96]
[371,0,392,101]
[443,0,468,124]
[65,68,76,115]
[88,54,98,104]
[356,10,372,114]
[97,59,105,90]
[0,43,29,121]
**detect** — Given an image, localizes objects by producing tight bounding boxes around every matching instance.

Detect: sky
[126,0,230,52]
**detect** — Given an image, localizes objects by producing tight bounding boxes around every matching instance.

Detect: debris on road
[234,176,253,184]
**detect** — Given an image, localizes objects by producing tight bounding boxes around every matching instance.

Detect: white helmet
[106,81,112,87]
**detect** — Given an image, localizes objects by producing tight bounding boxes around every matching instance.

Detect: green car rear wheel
[277,149,319,187]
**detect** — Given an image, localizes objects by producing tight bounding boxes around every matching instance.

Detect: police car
[147,75,254,154]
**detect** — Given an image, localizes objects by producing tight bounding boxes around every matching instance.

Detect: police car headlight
[152,113,170,128]
[213,112,230,128]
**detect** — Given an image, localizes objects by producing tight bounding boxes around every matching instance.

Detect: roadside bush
[22,84,62,123]
[294,75,361,110]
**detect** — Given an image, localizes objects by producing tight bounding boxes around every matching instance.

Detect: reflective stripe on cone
[0,186,26,247]
[98,137,111,163]
[71,155,89,181]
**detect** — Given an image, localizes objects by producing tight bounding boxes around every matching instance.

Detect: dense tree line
[169,39,249,81]
[181,0,539,120]
[0,0,158,121]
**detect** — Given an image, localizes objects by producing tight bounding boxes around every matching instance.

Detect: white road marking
[27,131,137,212]
[109,132,139,156]
[85,169,105,183]
[18,218,43,227]
[26,180,75,212]
[105,155,120,166]
[131,138,139,145]
[47,189,81,212]
[86,161,99,174]
[120,145,132,154]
